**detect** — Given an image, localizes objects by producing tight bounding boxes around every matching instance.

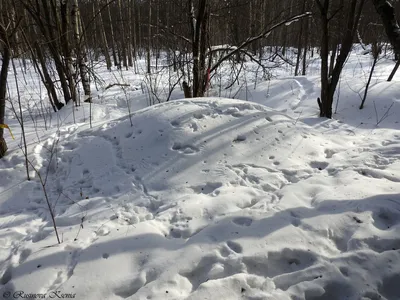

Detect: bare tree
[72,0,91,103]
[372,0,400,56]
[315,0,365,118]
[0,5,21,158]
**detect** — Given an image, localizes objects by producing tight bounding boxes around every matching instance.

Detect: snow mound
[1,98,400,300]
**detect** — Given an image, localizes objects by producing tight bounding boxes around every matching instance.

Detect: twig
[21,145,61,244]
[374,100,395,126]
[104,83,131,90]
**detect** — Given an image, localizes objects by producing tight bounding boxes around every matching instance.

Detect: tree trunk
[360,52,378,109]
[316,0,365,118]
[127,0,133,68]
[96,1,112,70]
[372,0,400,56]
[21,0,72,104]
[387,59,400,81]
[295,0,307,76]
[35,42,63,111]
[329,44,337,77]
[0,27,10,158]
[318,1,331,117]
[302,3,309,76]
[118,0,128,70]
[72,0,91,103]
[191,0,209,97]
[59,0,76,104]
[21,26,61,111]
[147,0,152,74]
[107,3,119,67]
[183,81,192,98]
[131,0,138,71]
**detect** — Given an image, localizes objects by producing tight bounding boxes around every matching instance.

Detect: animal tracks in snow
[114,269,159,298]
[0,246,33,286]
[372,207,400,230]
[379,274,400,300]
[244,248,317,279]
[226,240,243,254]
[179,254,244,293]
[6,97,400,299]
[232,217,253,227]
[309,161,329,171]
[227,163,288,195]
[190,182,223,195]
[356,167,400,183]
[43,246,82,294]
[178,245,320,296]
[172,143,200,155]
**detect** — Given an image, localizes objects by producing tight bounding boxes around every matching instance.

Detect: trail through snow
[1,50,400,300]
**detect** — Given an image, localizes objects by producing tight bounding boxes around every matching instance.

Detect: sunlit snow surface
[1,48,400,299]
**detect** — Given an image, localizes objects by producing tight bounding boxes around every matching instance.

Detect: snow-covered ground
[1,48,400,300]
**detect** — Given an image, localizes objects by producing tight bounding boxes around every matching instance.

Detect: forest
[1,1,399,136]
[1,1,400,299]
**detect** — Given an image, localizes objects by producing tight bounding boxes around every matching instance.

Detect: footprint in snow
[18,248,32,264]
[193,113,205,119]
[382,140,397,146]
[309,161,329,170]
[32,229,52,243]
[189,122,199,132]
[232,217,253,227]
[63,141,79,151]
[114,276,146,298]
[226,240,243,254]
[324,149,337,159]
[0,265,12,285]
[172,143,199,154]
[171,120,180,127]
[233,135,247,143]
[264,248,317,278]
[378,274,400,300]
[191,182,222,195]
[372,208,400,230]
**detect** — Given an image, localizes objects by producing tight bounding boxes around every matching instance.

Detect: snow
[1,48,400,300]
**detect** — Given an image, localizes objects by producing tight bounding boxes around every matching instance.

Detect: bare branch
[210,12,312,73]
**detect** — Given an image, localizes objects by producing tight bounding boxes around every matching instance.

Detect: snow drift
[1,98,400,300]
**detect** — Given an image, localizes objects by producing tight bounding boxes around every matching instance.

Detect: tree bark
[72,0,91,103]
[372,0,400,56]
[387,59,400,81]
[118,0,128,70]
[147,0,152,74]
[360,47,379,109]
[59,0,76,104]
[295,0,307,76]
[318,1,331,118]
[316,0,365,118]
[107,3,119,67]
[0,26,11,158]
[127,0,133,68]
[302,2,309,76]
[191,0,209,97]
[96,1,112,70]
[35,42,63,110]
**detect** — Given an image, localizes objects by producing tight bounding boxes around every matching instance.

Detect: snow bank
[1,97,400,299]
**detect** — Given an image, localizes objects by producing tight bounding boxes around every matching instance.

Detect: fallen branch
[210,12,312,73]
[105,83,130,90]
